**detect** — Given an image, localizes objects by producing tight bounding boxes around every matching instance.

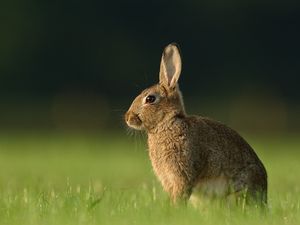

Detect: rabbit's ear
[159,43,182,90]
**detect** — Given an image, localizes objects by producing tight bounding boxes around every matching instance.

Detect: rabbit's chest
[149,151,182,192]
[148,138,190,190]
[148,137,186,170]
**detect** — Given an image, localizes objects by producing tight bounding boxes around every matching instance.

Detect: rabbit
[125,43,267,205]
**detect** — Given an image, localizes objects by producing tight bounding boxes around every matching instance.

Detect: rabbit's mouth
[125,112,143,130]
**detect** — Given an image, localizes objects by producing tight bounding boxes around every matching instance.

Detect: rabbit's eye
[145,95,156,104]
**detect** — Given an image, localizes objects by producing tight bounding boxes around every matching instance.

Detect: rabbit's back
[188,116,267,199]
[191,116,266,172]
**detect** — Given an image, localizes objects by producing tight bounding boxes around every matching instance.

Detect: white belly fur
[193,176,229,197]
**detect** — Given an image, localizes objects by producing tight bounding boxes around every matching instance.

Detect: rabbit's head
[125,43,186,132]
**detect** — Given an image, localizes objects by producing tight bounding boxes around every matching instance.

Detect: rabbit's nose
[125,111,141,123]
[125,111,143,130]
[125,111,134,123]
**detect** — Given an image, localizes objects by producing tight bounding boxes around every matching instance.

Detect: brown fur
[125,43,267,205]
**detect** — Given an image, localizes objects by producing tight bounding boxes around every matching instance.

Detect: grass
[0,131,299,225]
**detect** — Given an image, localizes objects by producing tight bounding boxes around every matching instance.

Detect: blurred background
[1,0,299,135]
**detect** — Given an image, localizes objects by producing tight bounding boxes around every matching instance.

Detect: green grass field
[0,132,299,225]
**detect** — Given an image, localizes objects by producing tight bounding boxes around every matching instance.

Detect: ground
[0,132,299,225]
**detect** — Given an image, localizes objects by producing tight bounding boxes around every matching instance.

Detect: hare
[125,43,267,205]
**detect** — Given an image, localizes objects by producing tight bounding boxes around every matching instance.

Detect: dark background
[1,0,299,133]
